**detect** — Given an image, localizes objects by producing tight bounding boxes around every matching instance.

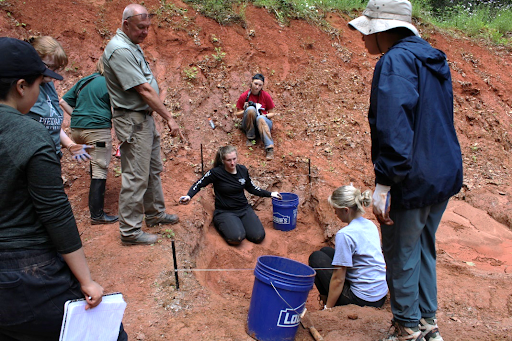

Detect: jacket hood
[390,36,450,81]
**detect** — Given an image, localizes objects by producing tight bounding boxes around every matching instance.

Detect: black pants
[213,206,265,245]
[308,247,386,308]
[0,249,128,341]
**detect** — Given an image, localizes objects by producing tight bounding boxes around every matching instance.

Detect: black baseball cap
[0,37,63,80]
[252,73,265,82]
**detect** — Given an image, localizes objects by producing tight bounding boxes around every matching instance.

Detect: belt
[114,108,153,116]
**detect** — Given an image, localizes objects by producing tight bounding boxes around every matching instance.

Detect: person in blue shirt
[309,185,387,309]
[26,35,92,162]
[348,1,462,340]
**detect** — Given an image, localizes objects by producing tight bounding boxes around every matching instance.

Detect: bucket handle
[270,281,304,318]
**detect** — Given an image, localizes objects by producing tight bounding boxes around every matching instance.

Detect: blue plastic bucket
[272,193,299,231]
[247,255,316,341]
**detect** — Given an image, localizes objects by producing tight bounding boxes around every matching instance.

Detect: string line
[173,267,334,272]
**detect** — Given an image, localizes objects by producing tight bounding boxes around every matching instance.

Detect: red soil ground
[2,0,512,340]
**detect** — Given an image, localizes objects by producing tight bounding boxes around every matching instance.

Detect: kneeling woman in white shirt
[309,185,388,309]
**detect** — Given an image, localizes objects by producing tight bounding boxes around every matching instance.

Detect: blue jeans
[381,200,449,328]
[0,249,127,341]
[241,106,274,149]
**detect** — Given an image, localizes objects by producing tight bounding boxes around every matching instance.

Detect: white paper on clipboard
[59,292,127,341]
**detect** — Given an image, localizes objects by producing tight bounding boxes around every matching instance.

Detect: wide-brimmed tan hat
[348,0,420,37]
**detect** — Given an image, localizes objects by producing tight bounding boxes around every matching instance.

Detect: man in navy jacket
[349,1,463,340]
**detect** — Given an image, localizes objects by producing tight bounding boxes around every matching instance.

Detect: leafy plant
[163,229,175,239]
[114,166,122,177]
[212,47,226,61]
[183,0,244,25]
[183,66,199,80]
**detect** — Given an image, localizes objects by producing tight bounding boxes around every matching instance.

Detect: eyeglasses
[125,13,155,21]
[43,62,60,72]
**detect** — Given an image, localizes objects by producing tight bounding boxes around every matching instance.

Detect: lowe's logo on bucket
[276,303,305,328]
[273,212,290,225]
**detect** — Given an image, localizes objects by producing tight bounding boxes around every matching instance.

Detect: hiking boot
[420,318,443,341]
[266,147,274,160]
[91,213,119,225]
[146,213,179,227]
[121,232,159,245]
[379,321,425,341]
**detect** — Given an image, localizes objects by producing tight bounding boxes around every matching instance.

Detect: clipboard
[59,292,127,341]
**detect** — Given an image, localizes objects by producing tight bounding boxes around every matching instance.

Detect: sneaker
[379,321,425,341]
[246,138,254,146]
[266,148,274,160]
[146,213,179,227]
[420,318,443,341]
[121,232,159,245]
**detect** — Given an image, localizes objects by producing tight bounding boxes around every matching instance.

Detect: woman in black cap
[0,38,127,341]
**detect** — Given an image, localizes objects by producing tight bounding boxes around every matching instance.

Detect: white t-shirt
[332,216,388,302]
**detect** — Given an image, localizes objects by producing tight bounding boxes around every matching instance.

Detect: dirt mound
[3,0,512,339]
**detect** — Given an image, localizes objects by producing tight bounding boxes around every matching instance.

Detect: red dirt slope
[2,0,512,340]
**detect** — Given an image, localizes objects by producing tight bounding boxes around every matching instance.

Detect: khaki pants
[70,128,112,179]
[113,110,166,237]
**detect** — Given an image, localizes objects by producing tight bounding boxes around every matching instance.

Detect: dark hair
[386,27,415,39]
[252,73,265,83]
[0,74,40,101]
[213,145,237,168]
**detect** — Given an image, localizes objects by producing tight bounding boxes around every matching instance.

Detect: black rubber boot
[89,179,119,225]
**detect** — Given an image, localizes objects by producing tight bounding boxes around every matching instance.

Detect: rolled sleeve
[109,48,148,91]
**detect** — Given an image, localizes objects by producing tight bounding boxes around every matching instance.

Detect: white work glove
[372,184,393,225]
[179,195,191,205]
[271,192,282,200]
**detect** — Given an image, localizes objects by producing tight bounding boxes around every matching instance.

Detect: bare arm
[59,99,73,117]
[134,82,181,137]
[60,128,75,149]
[60,129,94,162]
[326,266,347,308]
[61,248,104,310]
[234,109,245,118]
[264,108,277,119]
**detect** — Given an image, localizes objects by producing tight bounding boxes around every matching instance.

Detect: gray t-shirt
[332,216,388,302]
[103,29,159,111]
[26,82,64,156]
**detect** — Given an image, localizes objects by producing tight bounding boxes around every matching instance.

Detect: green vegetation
[212,47,226,61]
[181,0,511,45]
[163,229,175,239]
[414,0,512,44]
[183,0,244,25]
[183,66,199,80]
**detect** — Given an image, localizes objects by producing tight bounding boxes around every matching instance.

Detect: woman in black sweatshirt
[180,145,281,245]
